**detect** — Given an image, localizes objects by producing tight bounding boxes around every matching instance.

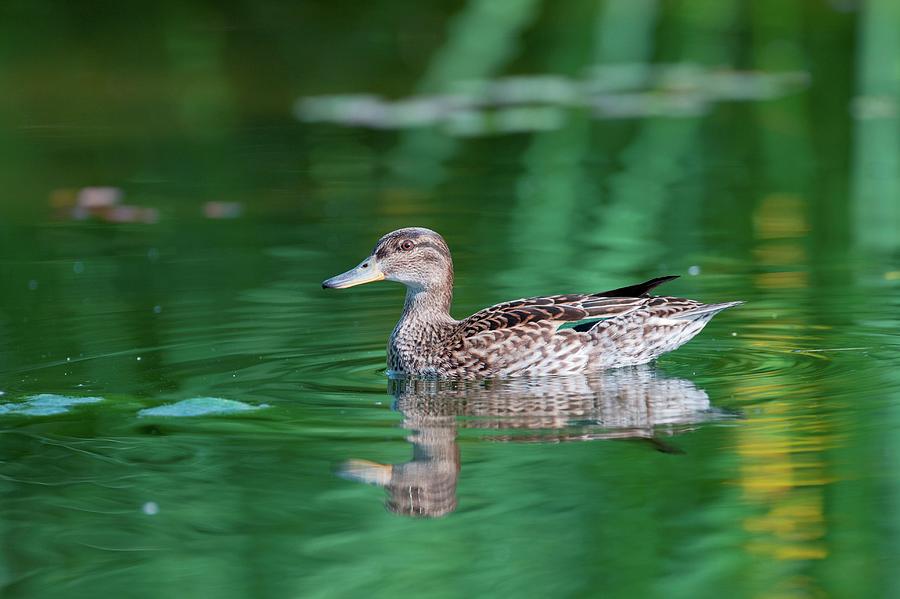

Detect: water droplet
[27,280,38,290]
[688,265,701,276]
[136,356,142,361]
[72,261,85,274]
[153,305,162,314]
[142,501,159,516]
[731,332,737,337]
[147,247,159,261]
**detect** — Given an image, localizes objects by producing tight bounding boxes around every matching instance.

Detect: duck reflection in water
[339,367,730,518]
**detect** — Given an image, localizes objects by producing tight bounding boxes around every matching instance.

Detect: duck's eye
[399,240,414,251]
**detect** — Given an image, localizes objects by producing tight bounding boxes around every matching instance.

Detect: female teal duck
[322,227,741,378]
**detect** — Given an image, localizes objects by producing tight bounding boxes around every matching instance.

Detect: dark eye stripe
[373,230,450,259]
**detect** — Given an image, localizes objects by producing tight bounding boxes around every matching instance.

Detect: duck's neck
[389,277,456,374]
[399,284,454,328]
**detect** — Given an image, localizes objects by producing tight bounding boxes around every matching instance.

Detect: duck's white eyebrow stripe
[413,241,449,256]
[375,238,449,259]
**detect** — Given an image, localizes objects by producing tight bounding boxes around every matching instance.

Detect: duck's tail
[588,297,742,369]
[672,300,744,320]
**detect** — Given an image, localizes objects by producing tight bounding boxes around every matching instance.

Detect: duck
[322,227,741,378]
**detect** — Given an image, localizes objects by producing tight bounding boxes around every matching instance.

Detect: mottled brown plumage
[322,227,741,378]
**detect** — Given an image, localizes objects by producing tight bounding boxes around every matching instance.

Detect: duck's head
[322,227,453,292]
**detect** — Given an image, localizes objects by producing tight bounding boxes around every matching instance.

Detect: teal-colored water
[2,2,900,598]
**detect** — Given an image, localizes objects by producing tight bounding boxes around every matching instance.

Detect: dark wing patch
[567,319,604,333]
[592,276,679,298]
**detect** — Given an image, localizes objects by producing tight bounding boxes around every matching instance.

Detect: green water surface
[2,2,900,598]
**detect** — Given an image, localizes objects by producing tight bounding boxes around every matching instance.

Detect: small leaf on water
[138,397,266,418]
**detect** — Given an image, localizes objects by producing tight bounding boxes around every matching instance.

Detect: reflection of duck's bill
[338,459,393,486]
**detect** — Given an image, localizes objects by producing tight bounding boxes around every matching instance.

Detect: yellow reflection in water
[755,271,809,289]
[753,194,809,239]
[752,243,807,265]
[734,396,831,562]
[753,194,809,291]
[739,192,832,598]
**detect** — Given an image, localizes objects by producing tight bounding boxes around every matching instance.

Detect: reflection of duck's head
[342,452,458,518]
[339,415,459,518]
[339,369,728,518]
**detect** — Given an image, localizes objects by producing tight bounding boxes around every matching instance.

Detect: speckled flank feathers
[323,227,742,379]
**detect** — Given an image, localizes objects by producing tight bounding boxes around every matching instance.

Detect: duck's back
[389,277,741,378]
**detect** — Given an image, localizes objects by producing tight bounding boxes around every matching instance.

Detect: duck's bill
[322,258,385,289]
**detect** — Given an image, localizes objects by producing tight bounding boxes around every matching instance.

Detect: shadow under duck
[322,227,741,378]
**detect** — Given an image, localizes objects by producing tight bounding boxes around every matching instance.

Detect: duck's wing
[592,275,679,298]
[458,276,680,338]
